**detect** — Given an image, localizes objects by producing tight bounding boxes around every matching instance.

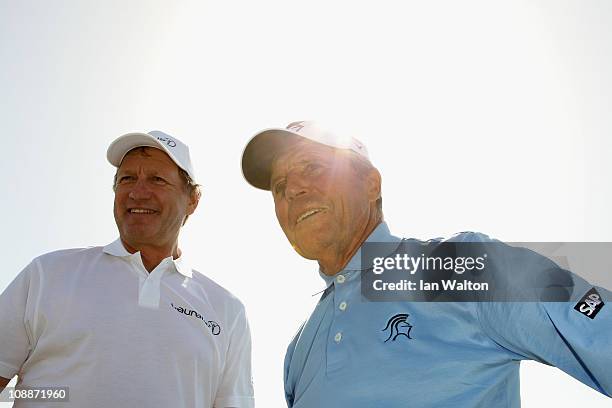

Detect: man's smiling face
[113,147,198,252]
[269,140,374,261]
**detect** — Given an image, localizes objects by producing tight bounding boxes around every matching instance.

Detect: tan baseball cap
[241,121,369,190]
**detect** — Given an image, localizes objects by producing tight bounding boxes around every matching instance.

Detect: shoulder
[34,246,104,263]
[445,231,497,243]
[30,246,106,273]
[400,231,496,245]
[5,247,104,296]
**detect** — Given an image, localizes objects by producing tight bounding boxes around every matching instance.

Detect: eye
[153,176,167,184]
[273,180,287,196]
[304,163,322,174]
[118,175,135,184]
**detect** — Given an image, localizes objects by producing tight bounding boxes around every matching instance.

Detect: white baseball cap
[107,130,197,182]
[241,121,370,190]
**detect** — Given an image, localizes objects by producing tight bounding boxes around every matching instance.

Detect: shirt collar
[318,221,402,286]
[103,238,193,278]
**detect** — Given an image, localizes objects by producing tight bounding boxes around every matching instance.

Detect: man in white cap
[0,131,254,407]
[241,121,611,407]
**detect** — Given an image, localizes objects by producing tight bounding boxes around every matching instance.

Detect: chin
[292,246,320,260]
[122,230,156,244]
[294,236,334,260]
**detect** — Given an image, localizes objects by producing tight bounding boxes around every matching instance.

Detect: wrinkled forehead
[271,140,347,171]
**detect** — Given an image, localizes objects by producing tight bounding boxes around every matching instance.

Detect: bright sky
[1,0,611,406]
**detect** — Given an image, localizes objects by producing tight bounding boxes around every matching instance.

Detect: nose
[128,178,152,201]
[285,172,309,201]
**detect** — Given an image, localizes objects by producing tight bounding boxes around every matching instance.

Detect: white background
[1,0,611,406]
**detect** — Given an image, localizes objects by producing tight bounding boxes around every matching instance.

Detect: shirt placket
[132,257,172,309]
[327,271,352,374]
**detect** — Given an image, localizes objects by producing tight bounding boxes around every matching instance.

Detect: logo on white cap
[156,136,177,148]
[283,121,370,161]
[286,121,306,133]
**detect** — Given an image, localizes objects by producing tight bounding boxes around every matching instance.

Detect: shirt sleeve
[214,305,255,408]
[474,244,612,397]
[0,262,35,379]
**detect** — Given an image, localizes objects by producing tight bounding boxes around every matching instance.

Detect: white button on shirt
[339,302,347,311]
[334,332,343,343]
[336,274,346,284]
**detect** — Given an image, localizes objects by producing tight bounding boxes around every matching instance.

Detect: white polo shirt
[0,240,254,408]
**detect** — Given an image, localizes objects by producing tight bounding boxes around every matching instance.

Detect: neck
[319,214,383,276]
[121,238,181,272]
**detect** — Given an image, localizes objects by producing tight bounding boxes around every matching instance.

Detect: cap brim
[107,132,169,167]
[241,128,304,190]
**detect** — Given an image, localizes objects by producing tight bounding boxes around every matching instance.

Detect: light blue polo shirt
[283,222,611,407]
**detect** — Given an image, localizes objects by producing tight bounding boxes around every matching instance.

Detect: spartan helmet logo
[382,313,413,342]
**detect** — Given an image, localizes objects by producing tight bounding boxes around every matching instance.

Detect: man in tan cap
[241,121,611,407]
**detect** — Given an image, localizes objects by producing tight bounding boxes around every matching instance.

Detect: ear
[365,166,382,204]
[186,188,201,216]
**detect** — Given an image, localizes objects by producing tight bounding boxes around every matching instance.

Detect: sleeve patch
[573,288,605,319]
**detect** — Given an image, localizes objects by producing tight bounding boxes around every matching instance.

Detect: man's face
[270,140,376,260]
[113,147,198,251]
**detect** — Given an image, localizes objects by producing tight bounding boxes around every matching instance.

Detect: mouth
[127,208,158,214]
[296,207,326,225]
